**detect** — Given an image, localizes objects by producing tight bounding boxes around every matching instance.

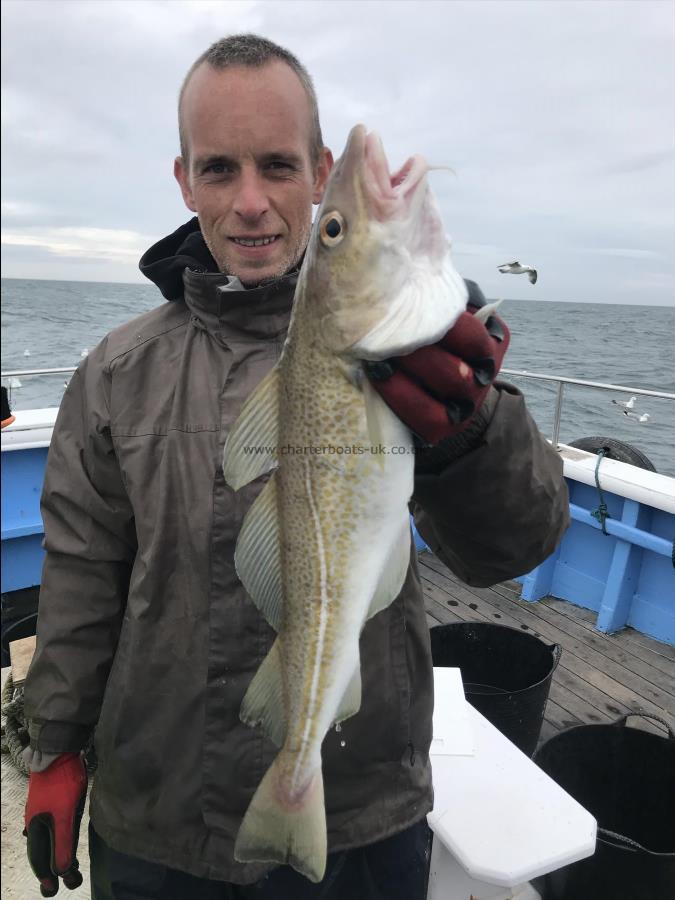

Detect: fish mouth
[345,124,429,221]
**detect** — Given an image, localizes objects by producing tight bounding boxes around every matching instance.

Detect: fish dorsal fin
[235,476,283,632]
[367,516,411,621]
[223,364,280,491]
[240,637,286,747]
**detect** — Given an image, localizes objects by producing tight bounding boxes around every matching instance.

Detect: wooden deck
[419,551,675,745]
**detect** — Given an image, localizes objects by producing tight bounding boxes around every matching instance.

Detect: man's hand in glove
[365,280,510,446]
[24,752,87,897]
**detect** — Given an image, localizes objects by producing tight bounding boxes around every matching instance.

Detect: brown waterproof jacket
[24,256,569,883]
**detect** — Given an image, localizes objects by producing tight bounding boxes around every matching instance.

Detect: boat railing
[500,369,675,446]
[3,366,675,448]
[2,367,78,377]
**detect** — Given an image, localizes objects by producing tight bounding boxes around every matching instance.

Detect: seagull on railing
[623,410,650,423]
[498,261,538,284]
[612,396,637,409]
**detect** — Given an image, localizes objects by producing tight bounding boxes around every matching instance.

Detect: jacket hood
[139,218,218,301]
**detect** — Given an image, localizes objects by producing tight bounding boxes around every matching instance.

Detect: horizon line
[1,275,673,308]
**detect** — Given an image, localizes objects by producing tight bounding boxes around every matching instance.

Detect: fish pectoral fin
[235,476,283,631]
[240,637,286,747]
[335,666,362,724]
[223,364,280,491]
[473,299,503,324]
[335,356,363,388]
[367,517,411,621]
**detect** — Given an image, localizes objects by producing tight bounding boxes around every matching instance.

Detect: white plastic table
[427,668,597,900]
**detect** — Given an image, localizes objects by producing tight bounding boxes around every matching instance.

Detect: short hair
[178,34,324,167]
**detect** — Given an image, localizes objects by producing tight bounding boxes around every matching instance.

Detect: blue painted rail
[518,449,675,645]
[411,446,674,645]
[1,409,56,594]
[1,445,49,593]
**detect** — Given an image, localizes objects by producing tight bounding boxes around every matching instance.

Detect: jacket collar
[139,217,297,341]
[182,267,296,341]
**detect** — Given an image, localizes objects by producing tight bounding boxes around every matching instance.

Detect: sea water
[2,278,674,476]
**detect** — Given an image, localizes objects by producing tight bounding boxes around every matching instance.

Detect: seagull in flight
[611,396,637,409]
[498,261,538,284]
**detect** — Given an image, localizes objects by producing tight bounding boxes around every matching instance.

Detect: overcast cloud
[2,0,674,305]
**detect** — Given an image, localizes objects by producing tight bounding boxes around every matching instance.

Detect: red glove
[365,280,510,445]
[24,753,87,897]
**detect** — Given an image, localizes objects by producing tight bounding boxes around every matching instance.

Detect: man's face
[175,61,332,286]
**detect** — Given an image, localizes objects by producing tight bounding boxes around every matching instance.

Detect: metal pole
[552,382,565,447]
[501,369,675,400]
[1,367,77,377]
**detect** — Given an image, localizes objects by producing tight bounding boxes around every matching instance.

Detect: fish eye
[319,211,345,247]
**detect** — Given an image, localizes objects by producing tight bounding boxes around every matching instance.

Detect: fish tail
[234,755,327,883]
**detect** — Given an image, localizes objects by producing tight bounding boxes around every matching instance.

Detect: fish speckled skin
[271,286,413,790]
[223,124,468,882]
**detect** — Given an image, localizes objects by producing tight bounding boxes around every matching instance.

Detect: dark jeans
[89,819,432,900]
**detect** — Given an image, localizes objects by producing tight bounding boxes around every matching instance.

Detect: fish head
[300,124,466,360]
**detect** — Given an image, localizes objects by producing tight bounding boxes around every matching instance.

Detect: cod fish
[223,123,468,882]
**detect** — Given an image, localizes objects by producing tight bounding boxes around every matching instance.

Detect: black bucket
[429,622,560,756]
[1,611,38,668]
[532,714,675,900]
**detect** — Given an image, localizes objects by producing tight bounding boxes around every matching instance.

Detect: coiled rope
[590,448,611,535]
[1,672,30,776]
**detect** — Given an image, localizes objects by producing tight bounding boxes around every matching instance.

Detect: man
[22,34,569,900]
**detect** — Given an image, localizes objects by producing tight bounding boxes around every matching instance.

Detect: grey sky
[2,0,674,305]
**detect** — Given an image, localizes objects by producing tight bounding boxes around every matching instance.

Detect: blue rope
[590,449,610,535]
